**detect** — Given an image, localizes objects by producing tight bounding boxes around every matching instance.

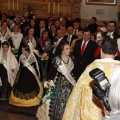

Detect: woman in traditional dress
[36,40,76,120]
[0,41,18,100]
[0,20,12,46]
[10,24,23,59]
[18,27,41,57]
[9,44,43,107]
[10,24,23,50]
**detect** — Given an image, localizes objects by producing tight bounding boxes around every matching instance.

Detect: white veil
[0,41,18,86]
[28,42,41,77]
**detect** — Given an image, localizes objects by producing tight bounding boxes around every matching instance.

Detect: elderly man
[64,26,77,45]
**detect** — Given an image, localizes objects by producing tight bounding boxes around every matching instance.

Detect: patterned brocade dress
[9,52,43,107]
[36,56,76,120]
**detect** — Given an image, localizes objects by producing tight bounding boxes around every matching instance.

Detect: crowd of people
[0,12,120,120]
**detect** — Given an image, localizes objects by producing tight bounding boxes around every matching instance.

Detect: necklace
[14,34,18,40]
[61,55,70,64]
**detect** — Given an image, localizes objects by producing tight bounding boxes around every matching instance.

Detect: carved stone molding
[0,2,2,7]
[0,0,82,20]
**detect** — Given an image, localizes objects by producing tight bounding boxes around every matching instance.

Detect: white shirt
[40,28,45,38]
[10,23,15,31]
[11,32,23,49]
[107,31,114,39]
[117,38,120,51]
[52,37,63,54]
[74,29,79,36]
[0,28,12,42]
[81,39,89,49]
[67,34,72,44]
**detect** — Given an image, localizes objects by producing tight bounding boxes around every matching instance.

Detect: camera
[89,68,111,111]
[97,33,102,40]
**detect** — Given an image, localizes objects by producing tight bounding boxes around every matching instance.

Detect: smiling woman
[36,40,76,120]
[86,0,117,5]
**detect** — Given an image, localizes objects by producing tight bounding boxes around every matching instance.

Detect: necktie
[67,35,70,43]
[81,41,86,55]
[10,25,12,31]
[40,29,43,38]
[74,30,76,35]
[52,38,59,54]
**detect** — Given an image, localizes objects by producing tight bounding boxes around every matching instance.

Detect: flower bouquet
[38,52,49,81]
[40,52,49,61]
[42,80,56,103]
[11,48,19,59]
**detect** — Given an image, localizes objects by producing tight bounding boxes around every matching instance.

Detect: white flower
[44,81,49,88]
[49,80,55,86]
[44,80,55,89]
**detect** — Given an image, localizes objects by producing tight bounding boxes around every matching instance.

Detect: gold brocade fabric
[70,39,78,52]
[62,59,120,120]
[9,75,43,107]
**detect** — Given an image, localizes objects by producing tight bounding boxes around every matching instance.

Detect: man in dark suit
[52,29,64,56]
[7,16,15,32]
[88,17,98,34]
[104,21,118,40]
[36,20,46,39]
[64,26,77,45]
[73,28,98,79]
[73,21,82,36]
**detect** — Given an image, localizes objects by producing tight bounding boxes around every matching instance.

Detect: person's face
[67,27,74,35]
[83,31,91,41]
[43,32,48,38]
[9,19,14,25]
[13,25,19,32]
[1,22,8,30]
[101,22,106,27]
[97,26,101,31]
[77,31,83,39]
[30,20,35,26]
[62,44,70,56]
[2,15,7,21]
[48,17,52,21]
[48,21,53,26]
[39,21,45,28]
[108,23,115,32]
[22,47,28,55]
[61,18,66,23]
[55,21,60,28]
[28,28,34,36]
[91,19,96,24]
[7,18,10,25]
[60,18,66,25]
[57,29,64,38]
[15,17,21,24]
[51,25,56,32]
[74,23,79,30]
[2,45,9,53]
